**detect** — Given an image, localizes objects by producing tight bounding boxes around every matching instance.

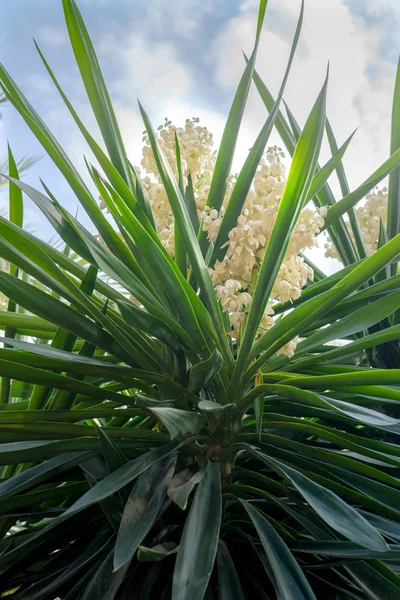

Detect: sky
[0,0,399,271]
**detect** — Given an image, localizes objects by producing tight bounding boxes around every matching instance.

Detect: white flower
[200,208,222,242]
[319,206,328,218]
[138,121,325,356]
[278,336,300,358]
[324,186,389,259]
[270,162,284,178]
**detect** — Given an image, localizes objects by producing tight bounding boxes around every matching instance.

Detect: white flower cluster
[325,186,388,259]
[100,126,327,358]
[208,146,325,356]
[139,117,221,256]
[142,117,215,182]
[199,207,222,243]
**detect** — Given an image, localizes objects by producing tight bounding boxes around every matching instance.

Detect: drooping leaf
[137,542,178,562]
[241,500,317,600]
[149,407,205,440]
[217,540,245,600]
[188,349,223,392]
[64,443,179,517]
[114,453,177,570]
[172,461,222,600]
[167,467,204,510]
[244,445,388,552]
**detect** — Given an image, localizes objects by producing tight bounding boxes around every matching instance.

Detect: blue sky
[0,0,399,266]
[345,0,400,63]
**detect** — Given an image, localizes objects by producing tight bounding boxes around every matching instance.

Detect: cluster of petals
[356,186,388,255]
[325,187,388,259]
[209,147,326,349]
[100,126,328,356]
[199,208,222,242]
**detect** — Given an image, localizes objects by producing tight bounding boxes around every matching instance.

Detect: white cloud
[208,0,399,273]
[98,33,192,113]
[345,0,400,60]
[93,20,230,167]
[38,26,69,48]
[11,0,398,270]
[138,0,215,39]
[211,0,397,191]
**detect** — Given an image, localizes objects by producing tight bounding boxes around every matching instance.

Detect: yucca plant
[0,0,400,598]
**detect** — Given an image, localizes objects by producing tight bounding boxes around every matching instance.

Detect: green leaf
[137,542,178,562]
[167,467,204,510]
[185,174,200,235]
[306,128,356,201]
[114,453,177,570]
[0,336,169,388]
[325,145,400,229]
[0,272,129,362]
[240,500,316,600]
[285,370,400,388]
[249,231,400,374]
[174,132,187,277]
[325,118,366,259]
[131,163,157,230]
[0,357,129,404]
[3,176,93,262]
[62,0,133,187]
[117,299,186,354]
[149,407,205,440]
[296,291,400,354]
[287,326,400,372]
[96,425,127,474]
[217,540,245,600]
[0,215,122,302]
[135,395,176,409]
[172,461,221,600]
[388,56,400,240]
[80,548,129,600]
[345,561,400,600]
[15,531,112,600]
[188,349,223,392]
[244,445,388,551]
[254,396,264,442]
[1,145,23,404]
[251,63,358,265]
[139,104,232,367]
[34,41,155,238]
[290,540,400,559]
[64,443,179,517]
[201,0,268,222]
[243,382,399,427]
[251,64,295,155]
[231,70,328,396]
[0,451,93,499]
[0,67,133,266]
[209,0,303,266]
[7,144,23,229]
[0,312,56,336]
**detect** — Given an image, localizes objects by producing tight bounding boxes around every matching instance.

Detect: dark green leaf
[188,349,223,392]
[149,407,205,440]
[240,500,316,600]
[217,540,245,600]
[172,461,221,600]
[64,443,179,517]
[114,453,177,570]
